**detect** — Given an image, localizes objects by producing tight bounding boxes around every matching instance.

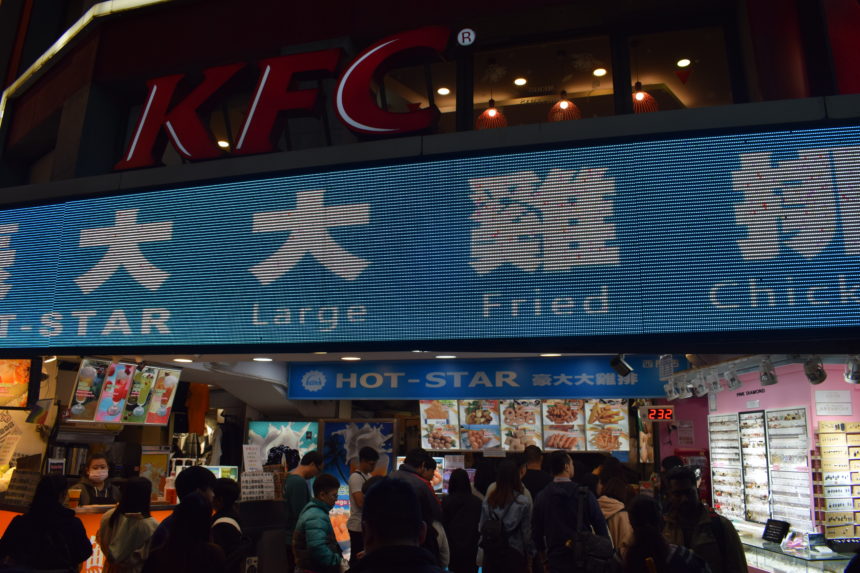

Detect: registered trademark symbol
[457,28,476,47]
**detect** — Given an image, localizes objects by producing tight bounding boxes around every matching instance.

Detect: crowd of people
[4,447,858,573]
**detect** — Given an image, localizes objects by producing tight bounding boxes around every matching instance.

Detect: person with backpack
[597,476,633,557]
[442,468,482,573]
[532,451,612,573]
[0,474,92,570]
[211,478,248,573]
[662,466,746,573]
[624,495,710,573]
[347,447,379,565]
[97,477,159,573]
[478,459,534,573]
[143,491,226,573]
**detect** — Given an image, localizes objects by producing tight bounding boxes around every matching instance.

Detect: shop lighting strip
[0,0,173,129]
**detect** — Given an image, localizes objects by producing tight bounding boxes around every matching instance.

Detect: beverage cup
[67,488,81,509]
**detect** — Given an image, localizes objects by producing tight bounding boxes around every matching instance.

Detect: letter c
[335,26,449,134]
[709,281,740,309]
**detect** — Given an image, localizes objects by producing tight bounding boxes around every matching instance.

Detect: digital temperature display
[642,406,675,421]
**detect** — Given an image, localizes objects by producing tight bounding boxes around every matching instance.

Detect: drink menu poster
[67,359,181,425]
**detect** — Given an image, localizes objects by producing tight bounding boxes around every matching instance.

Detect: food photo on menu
[420,400,459,450]
[541,399,586,451]
[93,362,137,423]
[500,399,542,451]
[459,400,501,450]
[585,399,630,452]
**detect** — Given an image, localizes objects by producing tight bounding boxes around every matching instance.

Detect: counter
[735,525,853,573]
[0,503,174,573]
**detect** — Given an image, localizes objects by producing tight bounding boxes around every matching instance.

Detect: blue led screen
[0,125,858,348]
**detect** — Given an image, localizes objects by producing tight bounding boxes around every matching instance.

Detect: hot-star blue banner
[0,125,858,348]
[288,356,681,399]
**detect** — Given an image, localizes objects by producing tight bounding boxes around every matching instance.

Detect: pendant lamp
[632,81,658,113]
[476,99,507,130]
[547,91,581,122]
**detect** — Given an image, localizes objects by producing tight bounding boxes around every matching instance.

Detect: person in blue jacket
[293,473,345,573]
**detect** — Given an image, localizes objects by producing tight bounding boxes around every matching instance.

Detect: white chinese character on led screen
[0,224,19,299]
[75,209,173,294]
[733,148,860,259]
[250,189,370,284]
[468,168,618,274]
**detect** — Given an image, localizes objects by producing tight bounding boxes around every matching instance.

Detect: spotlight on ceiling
[803,355,827,384]
[693,374,709,397]
[707,371,724,393]
[610,354,633,377]
[664,381,679,400]
[759,357,778,386]
[724,370,742,390]
[844,355,860,384]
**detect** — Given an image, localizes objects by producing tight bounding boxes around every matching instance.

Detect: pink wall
[657,362,860,461]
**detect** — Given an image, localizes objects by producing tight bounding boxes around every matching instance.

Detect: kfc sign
[115,27,450,170]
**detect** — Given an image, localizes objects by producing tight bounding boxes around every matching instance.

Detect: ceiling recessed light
[593,68,608,77]
[540,353,562,357]
[341,356,361,361]
[436,355,457,359]
[44,355,57,363]
[253,357,273,362]
[313,351,328,355]
[436,87,450,96]
[173,358,193,363]
[217,140,230,149]
[514,77,527,86]
[676,58,691,68]
[412,350,424,353]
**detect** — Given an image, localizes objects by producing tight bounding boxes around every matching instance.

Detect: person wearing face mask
[70,453,120,506]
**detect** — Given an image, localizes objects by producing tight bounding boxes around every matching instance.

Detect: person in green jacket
[284,451,324,572]
[293,473,345,573]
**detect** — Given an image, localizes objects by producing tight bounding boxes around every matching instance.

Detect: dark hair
[362,475,385,495]
[665,465,698,488]
[598,457,623,484]
[313,473,340,497]
[110,477,152,527]
[403,448,428,469]
[301,451,324,467]
[513,454,527,469]
[660,456,684,472]
[358,447,379,463]
[362,478,422,543]
[175,466,217,500]
[84,452,109,475]
[474,458,496,496]
[523,445,543,464]
[625,496,669,573]
[168,491,213,548]
[213,478,240,510]
[447,468,472,496]
[548,451,571,476]
[487,460,523,509]
[29,474,68,514]
[601,477,629,504]
[423,456,437,471]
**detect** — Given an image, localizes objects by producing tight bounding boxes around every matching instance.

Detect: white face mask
[89,469,109,483]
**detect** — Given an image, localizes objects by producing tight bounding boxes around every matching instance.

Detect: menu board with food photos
[542,399,586,451]
[459,400,502,451]
[500,399,542,451]
[585,399,630,452]
[417,398,632,453]
[420,400,459,450]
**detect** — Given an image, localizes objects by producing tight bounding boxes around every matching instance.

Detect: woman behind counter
[71,452,120,506]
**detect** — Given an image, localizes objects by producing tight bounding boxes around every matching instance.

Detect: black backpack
[559,487,622,573]
[480,502,514,552]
